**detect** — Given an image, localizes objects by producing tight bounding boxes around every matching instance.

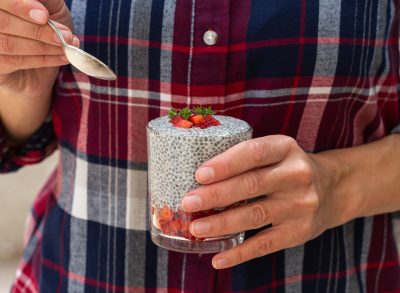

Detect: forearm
[0,88,53,145]
[313,134,400,227]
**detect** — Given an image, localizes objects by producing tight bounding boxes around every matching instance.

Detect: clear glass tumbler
[147,115,252,253]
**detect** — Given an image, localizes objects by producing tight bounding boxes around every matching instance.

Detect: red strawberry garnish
[174,119,193,128]
[189,114,204,125]
[155,206,220,240]
[208,116,221,126]
[158,205,173,221]
[196,115,220,129]
[168,219,181,236]
[158,218,169,231]
[170,116,183,125]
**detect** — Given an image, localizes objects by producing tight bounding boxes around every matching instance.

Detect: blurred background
[0,152,58,292]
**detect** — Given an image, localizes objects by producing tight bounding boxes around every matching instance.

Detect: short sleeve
[0,116,57,173]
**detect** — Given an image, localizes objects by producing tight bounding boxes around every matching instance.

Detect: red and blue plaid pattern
[1,0,400,292]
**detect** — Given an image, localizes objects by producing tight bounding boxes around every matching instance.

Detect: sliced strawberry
[206,115,221,126]
[196,115,221,129]
[189,114,204,125]
[163,219,181,236]
[170,116,183,125]
[158,205,173,221]
[158,218,169,231]
[174,119,193,128]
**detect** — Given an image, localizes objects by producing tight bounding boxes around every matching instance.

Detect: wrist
[311,135,400,226]
[310,150,361,228]
[0,88,53,145]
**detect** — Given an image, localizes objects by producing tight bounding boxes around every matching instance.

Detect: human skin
[181,134,400,269]
[0,0,78,145]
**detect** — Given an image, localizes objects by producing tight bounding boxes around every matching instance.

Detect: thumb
[37,0,64,15]
[38,0,73,30]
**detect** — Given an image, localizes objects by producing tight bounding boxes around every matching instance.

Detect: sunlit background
[0,153,57,292]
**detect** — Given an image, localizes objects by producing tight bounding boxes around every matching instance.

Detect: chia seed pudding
[147,114,252,253]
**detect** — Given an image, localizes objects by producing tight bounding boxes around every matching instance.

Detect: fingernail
[191,221,210,235]
[182,194,202,211]
[196,167,215,182]
[213,258,228,269]
[29,9,47,24]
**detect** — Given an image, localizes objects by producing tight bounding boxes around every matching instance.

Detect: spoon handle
[48,19,68,46]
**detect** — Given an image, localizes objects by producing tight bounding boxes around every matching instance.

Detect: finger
[40,0,68,16]
[212,225,295,269]
[195,135,297,184]
[0,54,69,74]
[0,33,66,55]
[0,0,49,24]
[0,10,74,45]
[189,199,284,238]
[183,166,284,211]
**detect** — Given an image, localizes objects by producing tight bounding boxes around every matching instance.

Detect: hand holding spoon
[48,19,117,80]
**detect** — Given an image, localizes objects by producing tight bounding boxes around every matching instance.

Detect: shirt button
[203,30,218,46]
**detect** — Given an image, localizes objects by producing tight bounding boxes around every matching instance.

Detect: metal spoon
[48,19,117,80]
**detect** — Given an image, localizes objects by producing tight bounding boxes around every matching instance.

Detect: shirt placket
[178,1,231,292]
[189,0,230,112]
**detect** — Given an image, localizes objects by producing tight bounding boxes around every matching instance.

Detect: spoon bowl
[48,19,117,80]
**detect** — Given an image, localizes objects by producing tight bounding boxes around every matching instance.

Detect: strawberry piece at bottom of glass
[153,205,219,241]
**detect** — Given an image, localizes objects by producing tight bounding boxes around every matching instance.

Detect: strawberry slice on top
[189,114,204,125]
[174,119,193,128]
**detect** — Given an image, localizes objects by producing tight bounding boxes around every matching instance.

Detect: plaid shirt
[1,0,400,292]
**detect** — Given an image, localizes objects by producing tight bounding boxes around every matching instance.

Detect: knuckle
[0,56,10,74]
[291,189,319,214]
[0,34,15,52]
[249,203,269,227]
[293,161,313,185]
[9,0,23,16]
[241,171,263,196]
[302,191,319,211]
[236,248,246,264]
[209,187,224,207]
[217,215,229,232]
[32,24,45,41]
[248,139,266,163]
[281,135,298,154]
[282,135,297,148]
[38,40,52,54]
[255,238,274,257]
[220,153,234,175]
[8,55,24,67]
[0,12,12,32]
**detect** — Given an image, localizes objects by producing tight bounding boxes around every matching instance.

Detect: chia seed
[147,115,252,210]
